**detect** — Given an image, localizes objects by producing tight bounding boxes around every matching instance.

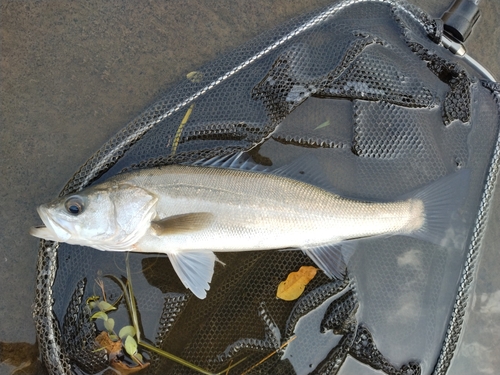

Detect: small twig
[225,360,233,375]
[214,357,247,375]
[95,278,107,301]
[240,336,297,375]
[104,275,131,310]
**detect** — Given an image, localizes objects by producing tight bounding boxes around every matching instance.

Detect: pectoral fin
[151,212,214,236]
[168,251,217,299]
[302,242,356,279]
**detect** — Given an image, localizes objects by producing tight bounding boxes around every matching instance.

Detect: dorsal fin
[193,151,336,192]
[271,154,335,192]
[191,151,267,172]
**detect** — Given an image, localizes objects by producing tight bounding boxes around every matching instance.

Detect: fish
[30,152,468,299]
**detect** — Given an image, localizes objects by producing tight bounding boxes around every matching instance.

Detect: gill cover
[31,183,158,251]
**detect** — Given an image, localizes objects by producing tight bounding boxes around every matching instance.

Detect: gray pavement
[0,1,498,373]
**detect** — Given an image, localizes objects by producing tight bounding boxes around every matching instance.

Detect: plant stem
[139,341,216,375]
[125,253,142,342]
[106,254,248,375]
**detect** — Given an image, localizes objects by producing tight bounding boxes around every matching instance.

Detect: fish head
[30,183,158,251]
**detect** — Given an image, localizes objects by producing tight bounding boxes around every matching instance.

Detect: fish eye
[65,196,84,215]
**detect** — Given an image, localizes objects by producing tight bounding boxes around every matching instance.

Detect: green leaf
[88,301,97,310]
[91,311,108,321]
[134,352,143,364]
[124,335,138,356]
[119,325,136,339]
[104,318,115,332]
[86,295,100,303]
[98,300,117,312]
[109,333,119,341]
[314,120,330,130]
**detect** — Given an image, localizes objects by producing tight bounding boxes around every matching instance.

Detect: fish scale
[130,165,417,251]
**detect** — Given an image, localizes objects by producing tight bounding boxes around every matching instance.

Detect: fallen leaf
[171,104,194,156]
[186,71,203,83]
[95,331,122,360]
[86,295,100,304]
[104,318,115,332]
[119,325,136,339]
[111,358,150,374]
[91,311,108,321]
[276,266,318,301]
[98,300,117,312]
[124,336,138,357]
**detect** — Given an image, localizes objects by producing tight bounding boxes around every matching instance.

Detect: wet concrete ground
[1,0,498,374]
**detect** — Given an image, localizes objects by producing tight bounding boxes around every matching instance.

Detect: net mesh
[32,1,500,374]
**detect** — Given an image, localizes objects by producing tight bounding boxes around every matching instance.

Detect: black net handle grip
[441,0,480,42]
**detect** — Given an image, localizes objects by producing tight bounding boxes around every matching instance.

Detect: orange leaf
[95,331,122,358]
[111,358,150,374]
[276,266,318,301]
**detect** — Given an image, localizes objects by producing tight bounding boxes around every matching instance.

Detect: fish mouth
[29,205,72,242]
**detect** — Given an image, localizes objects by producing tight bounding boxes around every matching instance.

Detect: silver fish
[30,153,467,299]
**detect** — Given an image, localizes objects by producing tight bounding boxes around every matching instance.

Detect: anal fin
[169,251,217,299]
[302,242,356,279]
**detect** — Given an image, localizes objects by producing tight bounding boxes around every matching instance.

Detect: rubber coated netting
[33,1,500,374]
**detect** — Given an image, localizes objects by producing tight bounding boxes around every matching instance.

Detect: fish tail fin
[404,169,470,246]
[305,170,469,277]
